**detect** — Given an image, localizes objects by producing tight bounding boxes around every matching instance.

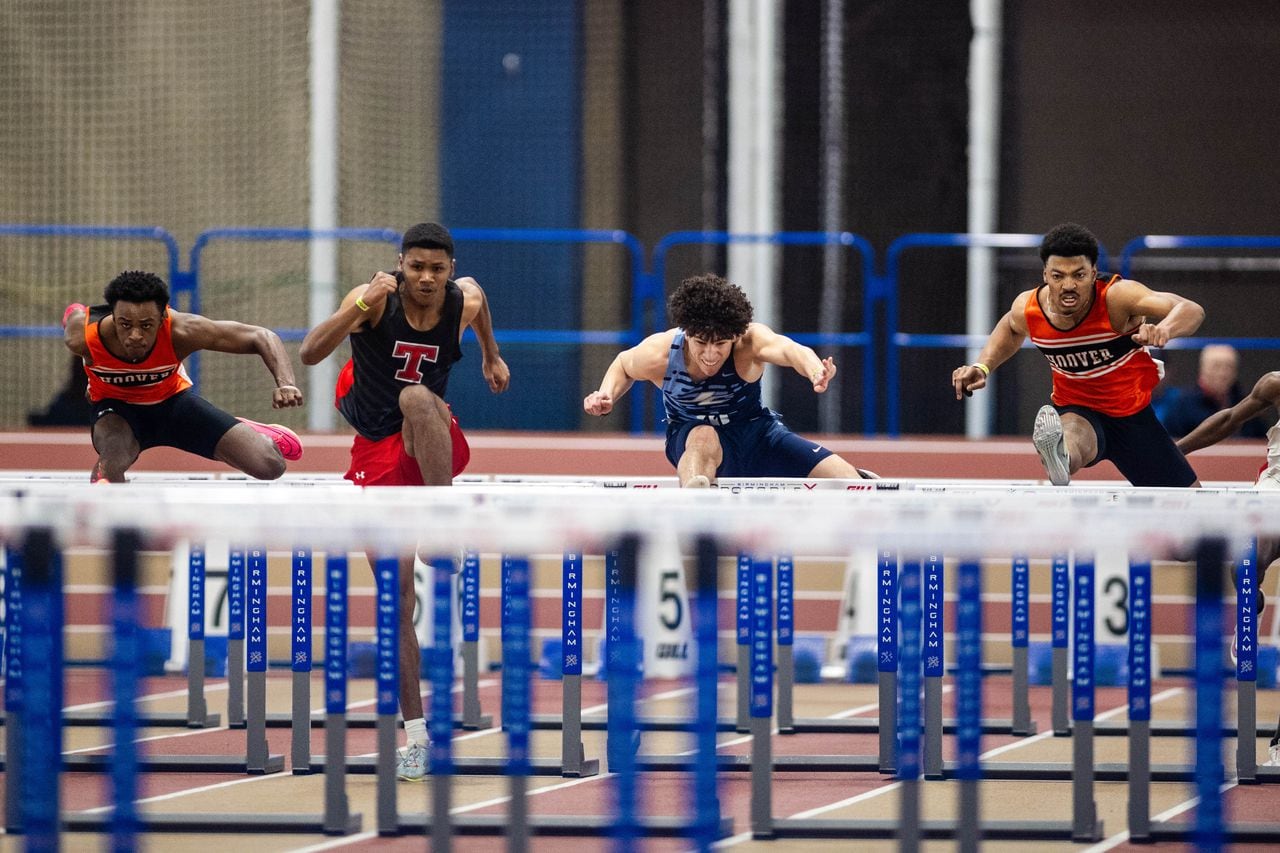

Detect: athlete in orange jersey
[951,222,1205,486]
[64,270,305,483]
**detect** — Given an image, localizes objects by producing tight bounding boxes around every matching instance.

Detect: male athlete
[583,273,874,486]
[300,222,509,781]
[952,222,1205,486]
[63,270,303,483]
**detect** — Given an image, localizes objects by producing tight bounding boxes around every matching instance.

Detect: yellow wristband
[355,296,370,312]
[973,362,990,376]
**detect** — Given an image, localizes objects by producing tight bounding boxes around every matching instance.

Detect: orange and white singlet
[1023,274,1160,418]
[82,307,192,404]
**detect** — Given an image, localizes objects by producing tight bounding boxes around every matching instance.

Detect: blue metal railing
[0,224,181,339]
[651,230,877,433]
[9,224,1280,436]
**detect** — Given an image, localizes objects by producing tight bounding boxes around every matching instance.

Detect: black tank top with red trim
[338,276,464,441]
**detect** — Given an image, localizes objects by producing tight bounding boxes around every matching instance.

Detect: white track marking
[1083,780,1239,853]
[714,687,1185,848]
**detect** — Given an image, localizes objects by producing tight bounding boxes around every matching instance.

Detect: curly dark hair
[1039,222,1099,265]
[667,274,753,340]
[104,270,170,310]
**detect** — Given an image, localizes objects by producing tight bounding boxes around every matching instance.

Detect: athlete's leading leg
[214,422,288,480]
[399,385,452,486]
[90,414,140,483]
[677,424,722,487]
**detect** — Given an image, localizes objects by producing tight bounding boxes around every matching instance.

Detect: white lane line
[715,686,1186,848]
[1083,780,1240,853]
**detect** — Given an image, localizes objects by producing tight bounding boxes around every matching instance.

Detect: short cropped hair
[668,274,753,340]
[1040,222,1099,266]
[401,222,454,256]
[104,270,169,310]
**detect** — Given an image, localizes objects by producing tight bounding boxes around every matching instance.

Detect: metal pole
[308,0,340,430]
[965,0,1004,437]
[818,0,846,432]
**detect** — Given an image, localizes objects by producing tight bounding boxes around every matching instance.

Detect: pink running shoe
[238,418,303,461]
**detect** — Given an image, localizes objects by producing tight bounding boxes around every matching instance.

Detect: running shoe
[396,741,428,781]
[1266,742,1280,767]
[238,418,303,461]
[855,468,881,479]
[1032,405,1070,486]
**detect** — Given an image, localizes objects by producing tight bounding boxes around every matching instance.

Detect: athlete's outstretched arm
[457,277,509,393]
[62,303,89,359]
[1178,371,1280,454]
[952,292,1031,400]
[748,323,835,391]
[1111,281,1205,347]
[173,312,303,408]
[583,332,671,416]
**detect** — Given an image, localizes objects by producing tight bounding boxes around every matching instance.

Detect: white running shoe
[1033,405,1071,486]
[396,741,428,781]
[1265,743,1280,767]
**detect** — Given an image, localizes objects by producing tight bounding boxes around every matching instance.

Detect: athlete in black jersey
[300,222,509,780]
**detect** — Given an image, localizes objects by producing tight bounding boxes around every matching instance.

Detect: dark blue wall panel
[441,1,581,431]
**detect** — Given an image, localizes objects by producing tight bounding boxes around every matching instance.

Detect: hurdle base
[0,710,220,729]
[765,817,1086,841]
[61,810,361,835]
[261,711,493,730]
[634,753,881,773]
[1147,821,1280,842]
[309,754,598,777]
[391,813,733,838]
[1093,719,1276,738]
[0,753,285,774]
[529,712,738,733]
[769,716,1028,736]
[938,760,1196,783]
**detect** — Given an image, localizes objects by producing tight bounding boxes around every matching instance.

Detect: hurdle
[6,479,1280,845]
[0,523,361,836]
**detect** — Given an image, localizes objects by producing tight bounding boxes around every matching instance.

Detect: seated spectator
[1156,344,1271,439]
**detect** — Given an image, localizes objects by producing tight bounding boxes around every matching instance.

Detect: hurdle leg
[1239,681,1258,781]
[1051,553,1071,735]
[1071,554,1101,842]
[924,677,943,778]
[923,554,944,779]
[736,552,751,732]
[956,558,983,853]
[1127,557,1153,841]
[1128,718,1151,840]
[372,556,400,836]
[227,638,245,727]
[246,671,269,771]
[226,548,246,728]
[748,555,775,838]
[1052,648,1069,734]
[186,544,209,727]
[1010,555,1036,736]
[291,670,310,772]
[877,550,899,774]
[461,639,485,728]
[290,548,314,774]
[776,645,795,734]
[1012,646,1034,734]
[3,544,25,834]
[561,673,587,775]
[375,714,397,835]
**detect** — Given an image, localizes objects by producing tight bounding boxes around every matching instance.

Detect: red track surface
[4,670,1279,850]
[0,428,1271,482]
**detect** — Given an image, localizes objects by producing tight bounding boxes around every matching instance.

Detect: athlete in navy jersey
[585,273,875,486]
[300,222,509,782]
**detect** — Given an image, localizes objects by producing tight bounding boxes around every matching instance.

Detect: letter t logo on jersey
[392,341,440,383]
